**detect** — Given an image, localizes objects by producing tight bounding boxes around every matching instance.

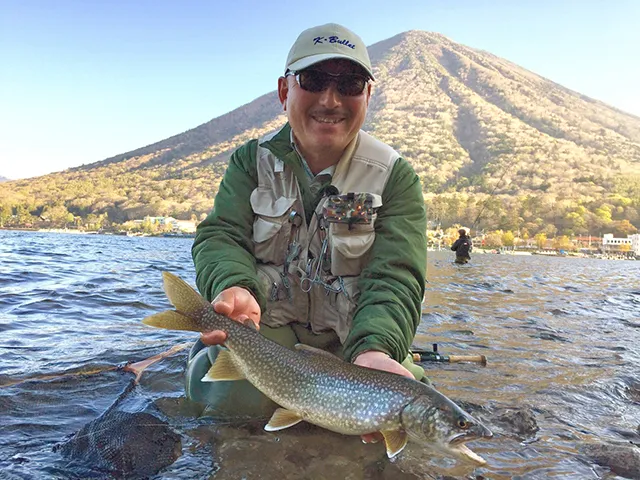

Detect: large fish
[143,272,493,464]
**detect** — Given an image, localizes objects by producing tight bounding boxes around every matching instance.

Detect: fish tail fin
[161,271,211,314]
[142,311,203,332]
[142,272,212,332]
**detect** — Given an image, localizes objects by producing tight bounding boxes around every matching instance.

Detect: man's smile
[311,115,345,124]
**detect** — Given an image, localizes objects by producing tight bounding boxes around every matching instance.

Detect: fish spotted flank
[142,272,493,464]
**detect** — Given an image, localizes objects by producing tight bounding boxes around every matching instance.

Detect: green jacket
[192,123,427,363]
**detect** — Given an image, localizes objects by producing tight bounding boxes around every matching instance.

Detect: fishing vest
[250,129,399,342]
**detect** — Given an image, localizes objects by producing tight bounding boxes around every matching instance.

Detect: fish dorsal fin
[142,311,202,332]
[201,350,245,382]
[264,408,304,431]
[381,429,408,458]
[162,271,211,317]
[294,343,342,361]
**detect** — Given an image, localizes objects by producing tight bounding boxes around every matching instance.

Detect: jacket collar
[260,123,295,159]
[260,123,310,189]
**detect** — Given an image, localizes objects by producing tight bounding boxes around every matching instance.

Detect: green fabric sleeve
[342,157,427,363]
[191,140,267,310]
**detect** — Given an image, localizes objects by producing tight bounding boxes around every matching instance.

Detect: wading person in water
[186,23,428,442]
[451,229,472,264]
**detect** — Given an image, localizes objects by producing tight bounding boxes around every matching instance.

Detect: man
[187,23,428,432]
[451,228,472,264]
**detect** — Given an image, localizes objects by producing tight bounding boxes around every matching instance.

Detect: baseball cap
[285,23,374,80]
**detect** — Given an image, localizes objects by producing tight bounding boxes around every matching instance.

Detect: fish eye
[457,418,470,429]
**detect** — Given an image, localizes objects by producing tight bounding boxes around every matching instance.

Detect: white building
[144,216,177,227]
[633,234,640,256]
[174,220,197,233]
[602,233,640,256]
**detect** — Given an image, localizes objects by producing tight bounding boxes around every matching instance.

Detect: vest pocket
[250,189,296,266]
[329,222,376,276]
[256,264,309,328]
[310,276,360,343]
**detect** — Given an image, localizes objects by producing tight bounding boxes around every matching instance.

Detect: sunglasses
[288,69,369,97]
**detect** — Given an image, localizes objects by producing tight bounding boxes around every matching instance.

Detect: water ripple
[0,231,638,478]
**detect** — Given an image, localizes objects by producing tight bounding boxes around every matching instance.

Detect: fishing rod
[412,344,487,366]
[0,343,190,388]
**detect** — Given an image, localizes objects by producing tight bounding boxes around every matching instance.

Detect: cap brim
[287,53,375,80]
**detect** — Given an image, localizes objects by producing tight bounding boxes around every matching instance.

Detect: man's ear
[365,82,372,106]
[278,76,288,111]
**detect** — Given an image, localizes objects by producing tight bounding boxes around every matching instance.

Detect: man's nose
[317,82,342,108]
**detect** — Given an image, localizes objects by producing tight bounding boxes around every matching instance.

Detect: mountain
[1,30,639,236]
[0,176,9,183]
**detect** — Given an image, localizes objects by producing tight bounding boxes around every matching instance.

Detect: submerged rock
[455,401,539,439]
[580,441,640,479]
[187,418,486,479]
[491,406,539,438]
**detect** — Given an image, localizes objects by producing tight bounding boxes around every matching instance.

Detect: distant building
[133,216,196,233]
[144,216,177,227]
[574,236,600,249]
[173,220,197,233]
[632,235,640,256]
[602,233,640,256]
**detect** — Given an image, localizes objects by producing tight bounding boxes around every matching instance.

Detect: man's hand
[353,350,414,444]
[200,286,261,346]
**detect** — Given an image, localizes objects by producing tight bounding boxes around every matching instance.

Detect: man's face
[278,59,371,161]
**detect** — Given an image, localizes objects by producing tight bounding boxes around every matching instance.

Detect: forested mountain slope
[2,31,639,236]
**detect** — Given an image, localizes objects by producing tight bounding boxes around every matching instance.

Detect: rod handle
[448,354,487,365]
[412,353,488,365]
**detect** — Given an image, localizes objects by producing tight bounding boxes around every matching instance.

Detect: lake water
[0,230,638,479]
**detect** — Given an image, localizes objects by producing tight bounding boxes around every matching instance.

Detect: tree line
[2,184,638,238]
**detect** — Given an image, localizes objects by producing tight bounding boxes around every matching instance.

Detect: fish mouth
[449,443,487,466]
[446,431,492,465]
[448,432,470,445]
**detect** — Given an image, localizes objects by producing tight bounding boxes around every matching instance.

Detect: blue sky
[1,0,638,180]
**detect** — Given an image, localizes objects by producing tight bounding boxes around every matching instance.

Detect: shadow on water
[1,232,639,479]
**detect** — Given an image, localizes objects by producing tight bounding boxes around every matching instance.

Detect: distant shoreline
[0,227,195,238]
[2,228,635,259]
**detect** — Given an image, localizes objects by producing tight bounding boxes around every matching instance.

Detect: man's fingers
[201,330,227,345]
[353,351,414,379]
[387,363,414,379]
[236,314,260,330]
[213,300,233,317]
[361,432,383,444]
[211,287,261,327]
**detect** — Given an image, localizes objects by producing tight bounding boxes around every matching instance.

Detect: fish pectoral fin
[294,343,342,361]
[264,408,304,431]
[381,429,408,458]
[201,350,245,382]
[161,271,211,317]
[142,311,202,332]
